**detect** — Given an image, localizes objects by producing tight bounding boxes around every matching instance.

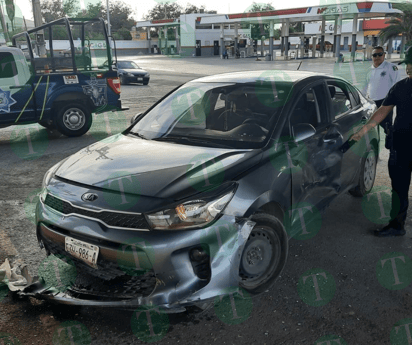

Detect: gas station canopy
[135,2,401,27]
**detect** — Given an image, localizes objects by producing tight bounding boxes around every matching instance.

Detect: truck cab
[0,17,122,137]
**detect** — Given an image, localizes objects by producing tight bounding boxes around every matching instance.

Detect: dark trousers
[374,99,393,134]
[389,134,412,229]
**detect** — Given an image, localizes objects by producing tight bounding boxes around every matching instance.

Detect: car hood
[121,68,147,75]
[56,134,261,199]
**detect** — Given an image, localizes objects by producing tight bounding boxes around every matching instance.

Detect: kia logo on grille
[81,193,98,202]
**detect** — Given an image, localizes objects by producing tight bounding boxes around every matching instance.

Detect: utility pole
[31,0,46,56]
[0,0,10,43]
[106,0,111,36]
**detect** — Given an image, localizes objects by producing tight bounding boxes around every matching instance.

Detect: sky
[10,0,402,24]
[13,0,334,23]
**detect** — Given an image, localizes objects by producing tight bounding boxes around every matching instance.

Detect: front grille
[44,194,150,230]
[69,270,157,300]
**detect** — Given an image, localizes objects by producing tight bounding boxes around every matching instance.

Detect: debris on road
[0,258,33,292]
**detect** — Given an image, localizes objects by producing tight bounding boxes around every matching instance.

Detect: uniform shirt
[362,60,400,101]
[382,77,412,132]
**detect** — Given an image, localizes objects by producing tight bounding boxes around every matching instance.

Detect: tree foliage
[39,0,134,39]
[145,2,213,39]
[184,4,206,14]
[244,2,302,40]
[145,3,182,21]
[379,3,412,46]
[247,2,275,40]
[40,0,80,23]
[145,3,211,20]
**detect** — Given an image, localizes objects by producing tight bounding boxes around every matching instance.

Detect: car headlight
[145,73,150,77]
[127,73,134,77]
[42,159,69,189]
[146,190,234,230]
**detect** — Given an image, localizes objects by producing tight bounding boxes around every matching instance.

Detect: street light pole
[106,0,111,36]
[0,0,10,43]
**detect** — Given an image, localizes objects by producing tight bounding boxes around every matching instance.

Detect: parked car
[59,47,80,57]
[30,70,379,311]
[116,60,150,85]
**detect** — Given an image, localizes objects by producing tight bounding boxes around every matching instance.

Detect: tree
[5,0,15,32]
[76,3,104,19]
[113,27,132,40]
[40,0,80,23]
[246,2,275,40]
[106,2,135,35]
[145,3,182,21]
[379,3,412,49]
[184,4,205,14]
[290,22,303,34]
[40,0,134,40]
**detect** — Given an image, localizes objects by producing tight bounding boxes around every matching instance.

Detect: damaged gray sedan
[30,70,379,312]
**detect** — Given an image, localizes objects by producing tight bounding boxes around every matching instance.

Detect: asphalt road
[1,55,412,345]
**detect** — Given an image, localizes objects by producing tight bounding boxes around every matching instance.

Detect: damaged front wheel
[239,214,288,295]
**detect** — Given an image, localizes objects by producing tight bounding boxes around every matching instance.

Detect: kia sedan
[116,60,150,85]
[30,70,379,312]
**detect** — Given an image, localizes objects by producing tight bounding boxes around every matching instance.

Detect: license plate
[137,77,143,81]
[65,237,99,269]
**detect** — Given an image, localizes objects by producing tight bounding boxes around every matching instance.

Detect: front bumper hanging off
[22,214,255,313]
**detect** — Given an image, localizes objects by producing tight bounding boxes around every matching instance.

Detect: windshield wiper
[129,132,148,140]
[153,136,232,148]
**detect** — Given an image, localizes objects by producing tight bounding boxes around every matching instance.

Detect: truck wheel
[239,213,288,295]
[38,120,55,130]
[349,149,377,197]
[55,103,92,137]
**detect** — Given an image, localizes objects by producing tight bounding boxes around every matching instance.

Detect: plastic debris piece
[0,258,32,292]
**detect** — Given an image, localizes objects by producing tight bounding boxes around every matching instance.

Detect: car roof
[190,70,327,84]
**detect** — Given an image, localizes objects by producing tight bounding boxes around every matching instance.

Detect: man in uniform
[352,48,412,237]
[361,46,400,133]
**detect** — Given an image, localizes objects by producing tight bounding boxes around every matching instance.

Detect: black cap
[398,47,412,65]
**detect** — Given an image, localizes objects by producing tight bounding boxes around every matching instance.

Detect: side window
[289,84,328,131]
[0,52,17,78]
[214,94,226,111]
[348,85,360,107]
[290,89,318,129]
[327,81,352,119]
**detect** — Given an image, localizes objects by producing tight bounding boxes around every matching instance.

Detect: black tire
[239,213,288,295]
[349,149,377,197]
[54,103,92,137]
[143,80,149,85]
[38,119,55,130]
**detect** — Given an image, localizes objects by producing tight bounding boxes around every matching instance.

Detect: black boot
[374,222,406,237]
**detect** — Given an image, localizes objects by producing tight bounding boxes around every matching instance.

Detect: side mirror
[130,112,142,125]
[293,123,316,142]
